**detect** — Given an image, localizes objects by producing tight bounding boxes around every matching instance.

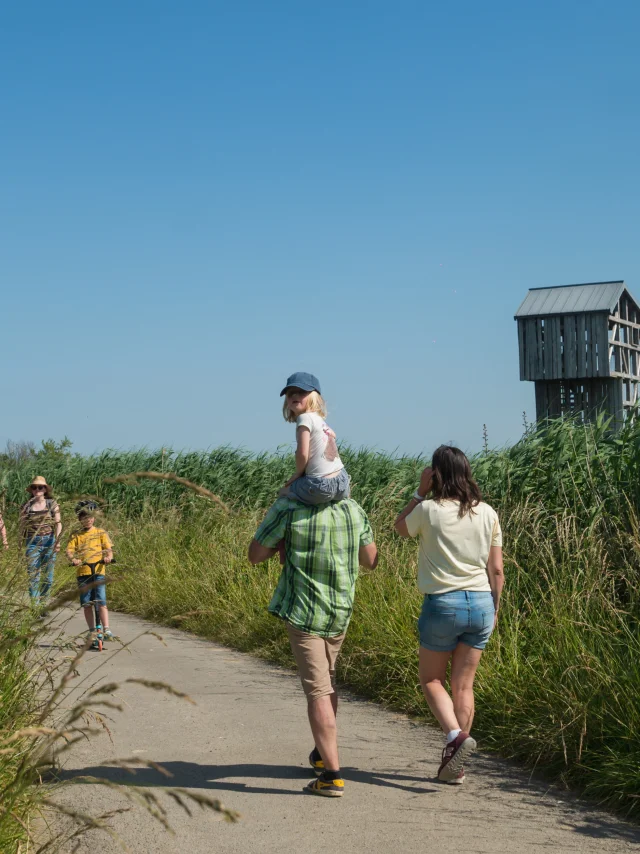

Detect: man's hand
[248,539,278,565]
[418,466,434,498]
[54,543,61,553]
[358,542,378,570]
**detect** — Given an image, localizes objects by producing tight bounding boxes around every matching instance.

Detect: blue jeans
[287,469,351,505]
[418,591,495,652]
[25,535,56,604]
[78,573,107,607]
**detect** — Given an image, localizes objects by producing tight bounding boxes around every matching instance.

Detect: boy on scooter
[66,507,114,646]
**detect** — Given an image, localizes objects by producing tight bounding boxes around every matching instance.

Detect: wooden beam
[518,321,526,381]
[577,314,587,376]
[610,370,640,380]
[565,314,577,379]
[609,315,640,332]
[611,339,640,353]
[528,318,537,380]
[587,314,597,376]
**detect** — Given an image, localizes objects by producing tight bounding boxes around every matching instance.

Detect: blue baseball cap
[280,372,322,396]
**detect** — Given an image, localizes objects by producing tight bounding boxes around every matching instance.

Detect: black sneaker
[305,776,344,797]
[309,750,324,778]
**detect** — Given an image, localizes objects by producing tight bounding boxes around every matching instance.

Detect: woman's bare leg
[418,647,459,733]
[450,643,483,733]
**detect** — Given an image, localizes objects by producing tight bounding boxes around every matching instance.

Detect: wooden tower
[515,281,640,427]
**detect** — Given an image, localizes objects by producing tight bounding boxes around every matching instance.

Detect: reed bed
[101,491,640,818]
[1,415,640,820]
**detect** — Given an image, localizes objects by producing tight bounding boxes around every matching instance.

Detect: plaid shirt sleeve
[359,508,374,546]
[254,499,290,548]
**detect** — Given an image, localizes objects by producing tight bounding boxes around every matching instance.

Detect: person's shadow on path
[56,761,640,844]
[56,761,437,798]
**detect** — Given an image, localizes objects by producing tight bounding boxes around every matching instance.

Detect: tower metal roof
[514,281,627,318]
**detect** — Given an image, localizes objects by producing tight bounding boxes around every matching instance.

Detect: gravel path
[48,609,640,853]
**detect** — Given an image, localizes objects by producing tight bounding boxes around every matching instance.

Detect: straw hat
[27,476,53,498]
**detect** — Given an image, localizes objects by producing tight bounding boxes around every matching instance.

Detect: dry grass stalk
[104,472,231,514]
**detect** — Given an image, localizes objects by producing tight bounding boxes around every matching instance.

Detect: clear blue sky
[2,0,639,458]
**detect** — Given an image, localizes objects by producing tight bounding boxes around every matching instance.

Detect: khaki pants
[286,623,346,700]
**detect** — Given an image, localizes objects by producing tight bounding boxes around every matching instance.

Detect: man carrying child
[248,496,378,798]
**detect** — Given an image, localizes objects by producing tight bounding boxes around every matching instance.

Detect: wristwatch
[412,490,427,502]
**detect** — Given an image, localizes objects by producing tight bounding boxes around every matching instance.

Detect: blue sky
[2,0,639,458]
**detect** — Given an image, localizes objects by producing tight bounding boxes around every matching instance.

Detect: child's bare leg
[98,605,110,629]
[83,605,95,630]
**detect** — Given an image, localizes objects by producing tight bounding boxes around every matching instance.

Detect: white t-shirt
[296,412,344,478]
[405,499,502,595]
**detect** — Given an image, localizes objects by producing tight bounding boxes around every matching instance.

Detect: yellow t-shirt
[66,527,113,576]
[405,499,502,595]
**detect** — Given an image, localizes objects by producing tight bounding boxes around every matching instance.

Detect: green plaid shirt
[255,498,374,637]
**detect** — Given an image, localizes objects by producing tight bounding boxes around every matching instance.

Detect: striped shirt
[255,498,374,637]
[21,499,58,538]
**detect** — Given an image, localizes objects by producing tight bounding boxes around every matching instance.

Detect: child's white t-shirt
[296,412,344,478]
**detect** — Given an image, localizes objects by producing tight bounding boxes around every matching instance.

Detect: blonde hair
[282,390,327,423]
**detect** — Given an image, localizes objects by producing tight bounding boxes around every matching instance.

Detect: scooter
[86,557,115,651]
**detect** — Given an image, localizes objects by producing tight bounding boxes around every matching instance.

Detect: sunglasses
[31,485,46,491]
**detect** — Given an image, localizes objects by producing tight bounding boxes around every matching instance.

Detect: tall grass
[3,410,640,521]
[0,557,41,852]
[0,524,237,853]
[2,415,640,818]
[104,491,640,818]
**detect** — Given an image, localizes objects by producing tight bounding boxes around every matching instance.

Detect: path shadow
[56,761,437,797]
[468,754,640,844]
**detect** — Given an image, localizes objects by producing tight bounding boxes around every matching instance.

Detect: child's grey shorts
[288,468,351,506]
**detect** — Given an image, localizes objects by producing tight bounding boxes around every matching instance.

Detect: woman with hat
[20,476,62,606]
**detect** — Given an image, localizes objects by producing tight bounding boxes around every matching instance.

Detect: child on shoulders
[278,372,350,505]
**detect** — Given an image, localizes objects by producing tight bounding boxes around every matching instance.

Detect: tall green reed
[3,415,640,819]
[3,413,640,521]
[104,487,640,819]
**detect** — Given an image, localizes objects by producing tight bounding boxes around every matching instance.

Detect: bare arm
[294,426,310,476]
[53,506,62,552]
[103,547,114,564]
[282,427,311,488]
[486,545,504,615]
[66,540,82,567]
[248,538,278,565]
[395,467,433,537]
[0,513,7,549]
[358,542,378,570]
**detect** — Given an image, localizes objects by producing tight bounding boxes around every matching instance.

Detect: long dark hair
[431,445,482,518]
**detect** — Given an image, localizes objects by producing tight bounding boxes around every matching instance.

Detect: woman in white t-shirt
[278,371,350,505]
[395,445,504,786]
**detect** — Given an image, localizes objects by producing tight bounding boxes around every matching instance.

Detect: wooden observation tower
[515,281,640,427]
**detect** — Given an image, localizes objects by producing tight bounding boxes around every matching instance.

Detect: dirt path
[48,609,640,853]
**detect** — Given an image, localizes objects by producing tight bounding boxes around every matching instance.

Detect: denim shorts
[78,574,107,607]
[288,468,350,506]
[418,591,495,652]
